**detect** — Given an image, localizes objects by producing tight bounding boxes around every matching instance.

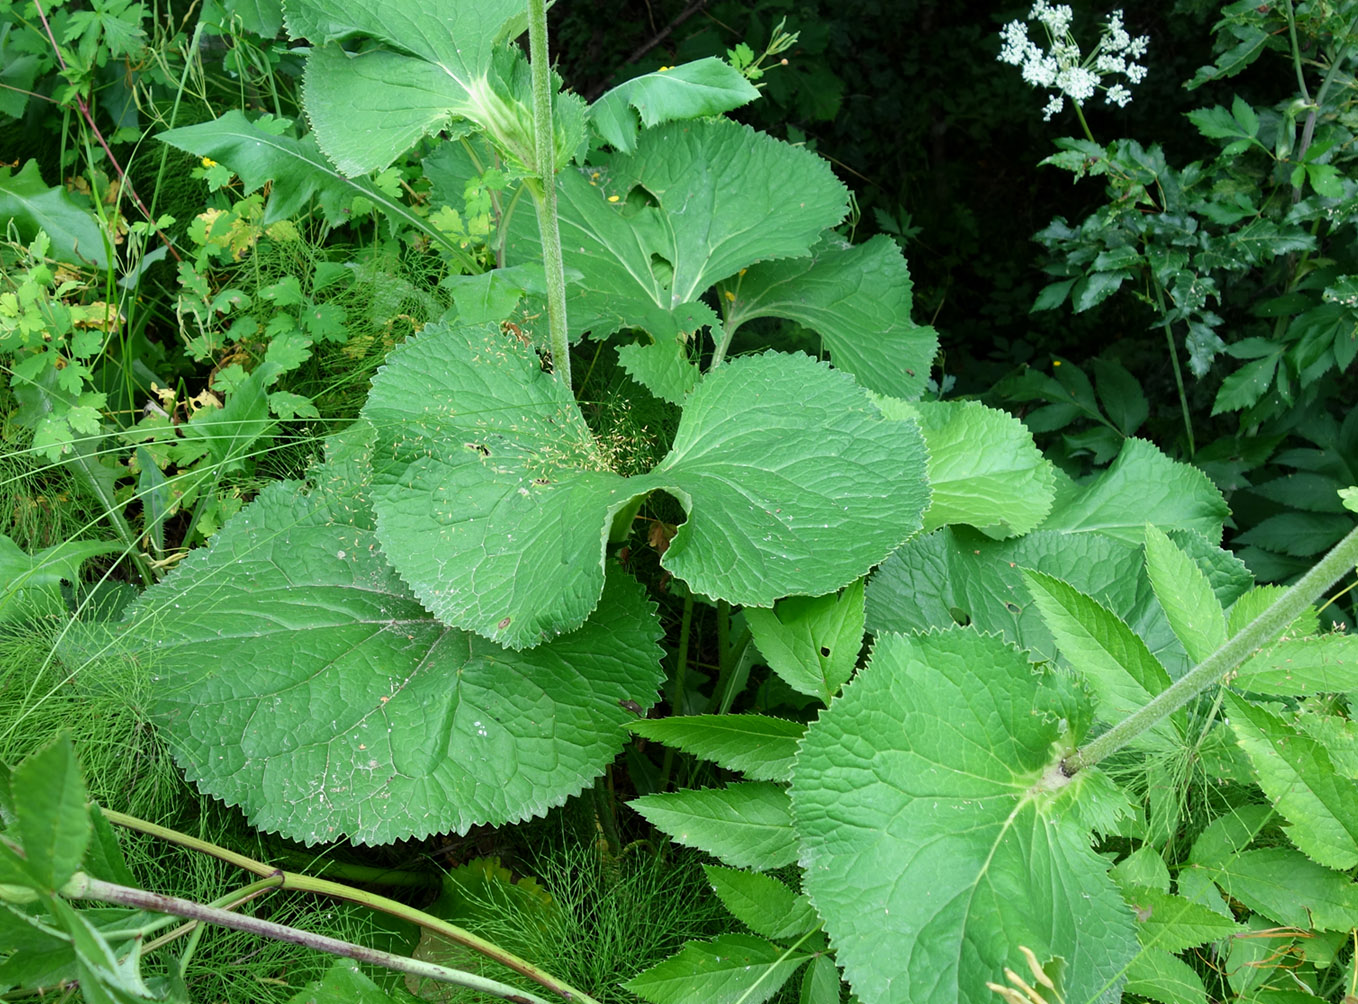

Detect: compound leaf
[702,866,820,940]
[1223,693,1358,870]
[791,628,1136,1004]
[364,321,929,648]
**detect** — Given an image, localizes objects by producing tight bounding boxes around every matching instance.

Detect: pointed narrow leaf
[1232,633,1358,694]
[630,782,797,870]
[1190,846,1358,931]
[1038,439,1228,543]
[1118,886,1244,953]
[702,866,820,939]
[591,58,760,153]
[1223,693,1358,870]
[1123,949,1207,1004]
[874,397,1056,537]
[624,933,811,1004]
[1021,569,1175,729]
[791,628,1136,1004]
[122,468,663,845]
[1143,524,1228,663]
[628,715,804,782]
[365,322,929,647]
[799,955,842,1004]
[744,580,864,703]
[11,736,90,890]
[723,236,937,401]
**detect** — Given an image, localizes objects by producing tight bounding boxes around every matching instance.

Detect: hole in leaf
[1004,601,1021,613]
[819,646,831,658]
[949,606,971,626]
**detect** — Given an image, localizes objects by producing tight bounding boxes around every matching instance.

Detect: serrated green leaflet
[1190,846,1358,931]
[1038,439,1228,543]
[790,628,1136,1004]
[1143,524,1228,663]
[591,58,760,153]
[1021,569,1177,732]
[1232,633,1358,694]
[744,579,863,703]
[873,397,1056,537]
[630,782,798,870]
[507,118,848,342]
[624,932,813,1004]
[125,474,663,845]
[702,866,820,940]
[722,236,938,401]
[11,736,90,890]
[1122,949,1207,1004]
[866,527,1189,674]
[364,321,930,647]
[0,534,120,625]
[627,715,804,782]
[1222,693,1358,870]
[1117,886,1243,953]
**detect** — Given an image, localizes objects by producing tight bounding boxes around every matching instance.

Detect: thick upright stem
[1065,523,1358,773]
[527,0,572,387]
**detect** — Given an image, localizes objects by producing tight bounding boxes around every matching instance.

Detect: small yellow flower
[724,290,736,302]
[1053,359,1062,367]
[201,157,217,168]
[608,194,620,203]
[658,65,671,72]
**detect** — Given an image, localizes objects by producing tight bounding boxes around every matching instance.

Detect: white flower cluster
[998,2,1149,121]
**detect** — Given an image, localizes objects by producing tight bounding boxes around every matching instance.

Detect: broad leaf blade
[1143,524,1228,663]
[591,58,760,153]
[365,322,930,646]
[0,160,110,269]
[624,933,811,1004]
[874,397,1056,537]
[1038,439,1228,543]
[630,782,798,870]
[702,866,820,940]
[125,470,663,845]
[791,628,1136,1004]
[867,527,1190,676]
[1223,693,1358,870]
[744,580,864,703]
[628,715,804,782]
[1189,846,1358,931]
[724,236,938,401]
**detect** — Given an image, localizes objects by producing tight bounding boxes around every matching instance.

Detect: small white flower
[1105,83,1132,107]
[999,5,1149,122]
[1057,65,1099,102]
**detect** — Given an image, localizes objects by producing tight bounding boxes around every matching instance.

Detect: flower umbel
[998,4,1149,121]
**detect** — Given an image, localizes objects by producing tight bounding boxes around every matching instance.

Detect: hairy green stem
[527,0,571,387]
[1149,276,1195,457]
[1073,102,1096,145]
[658,593,695,793]
[1065,522,1358,773]
[63,873,551,1004]
[103,809,603,1004]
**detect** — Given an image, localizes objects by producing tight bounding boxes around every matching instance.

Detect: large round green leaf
[364,321,930,648]
[124,465,663,845]
[790,629,1136,1004]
